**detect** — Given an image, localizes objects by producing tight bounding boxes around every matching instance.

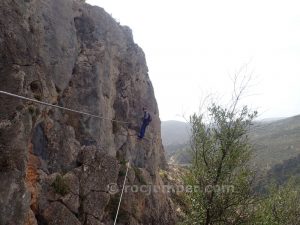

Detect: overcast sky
[87,0,300,121]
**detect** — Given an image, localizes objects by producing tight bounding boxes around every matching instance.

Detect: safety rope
[114,162,130,225]
[0,90,129,124]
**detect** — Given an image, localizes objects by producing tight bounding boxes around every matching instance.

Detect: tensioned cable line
[114,162,130,225]
[0,90,129,124]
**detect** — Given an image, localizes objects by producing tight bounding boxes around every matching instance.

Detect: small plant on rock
[51,175,70,196]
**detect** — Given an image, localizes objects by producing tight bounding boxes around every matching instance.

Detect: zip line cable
[114,162,130,225]
[0,90,129,124]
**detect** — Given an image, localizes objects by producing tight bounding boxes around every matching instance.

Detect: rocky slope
[0,0,175,224]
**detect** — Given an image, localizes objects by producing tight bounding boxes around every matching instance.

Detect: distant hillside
[250,115,300,170]
[161,121,190,163]
[255,153,300,194]
[162,115,300,169]
[161,120,190,146]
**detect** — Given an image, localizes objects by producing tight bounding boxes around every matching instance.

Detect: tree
[182,89,257,224]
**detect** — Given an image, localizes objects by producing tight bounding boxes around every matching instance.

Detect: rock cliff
[0,0,175,224]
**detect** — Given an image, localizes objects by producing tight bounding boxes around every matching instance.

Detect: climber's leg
[138,122,148,138]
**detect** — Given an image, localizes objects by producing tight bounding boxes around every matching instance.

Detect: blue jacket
[143,111,151,124]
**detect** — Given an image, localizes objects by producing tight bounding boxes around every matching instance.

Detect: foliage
[119,158,128,166]
[51,175,70,196]
[255,153,300,194]
[159,169,168,180]
[182,101,257,225]
[249,115,300,170]
[254,181,300,225]
[119,164,127,177]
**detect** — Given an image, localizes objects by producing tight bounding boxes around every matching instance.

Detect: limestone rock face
[0,0,174,224]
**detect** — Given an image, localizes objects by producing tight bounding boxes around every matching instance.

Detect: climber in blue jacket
[138,107,152,139]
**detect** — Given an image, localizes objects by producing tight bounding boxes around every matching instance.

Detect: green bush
[119,159,127,166]
[119,167,126,177]
[255,181,300,225]
[51,175,70,196]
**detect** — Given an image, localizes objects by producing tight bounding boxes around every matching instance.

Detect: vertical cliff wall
[0,0,175,224]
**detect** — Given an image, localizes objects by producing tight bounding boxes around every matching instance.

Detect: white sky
[87,0,300,121]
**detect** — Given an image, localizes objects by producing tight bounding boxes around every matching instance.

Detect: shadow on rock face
[32,123,48,160]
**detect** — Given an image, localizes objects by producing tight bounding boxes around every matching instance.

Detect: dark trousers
[139,121,149,138]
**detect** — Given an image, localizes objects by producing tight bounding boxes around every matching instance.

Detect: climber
[138,107,152,139]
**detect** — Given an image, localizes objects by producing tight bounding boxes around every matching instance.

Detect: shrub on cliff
[51,175,70,196]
